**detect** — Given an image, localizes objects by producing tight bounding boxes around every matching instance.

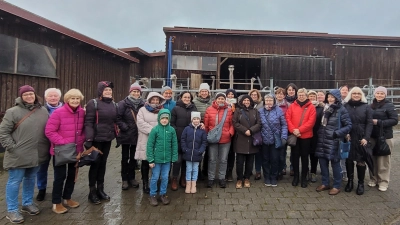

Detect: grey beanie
[161,86,172,95]
[191,111,201,121]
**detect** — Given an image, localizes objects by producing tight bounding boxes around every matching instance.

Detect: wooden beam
[43,46,56,69]
[14,38,18,73]
[220,57,228,66]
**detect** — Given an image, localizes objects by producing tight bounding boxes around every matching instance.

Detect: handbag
[337,110,351,159]
[207,108,228,144]
[240,109,262,146]
[372,123,391,156]
[77,146,103,167]
[287,107,308,147]
[54,115,79,166]
[264,109,282,148]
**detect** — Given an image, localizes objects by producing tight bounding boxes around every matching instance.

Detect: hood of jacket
[238,94,254,109]
[157,108,171,126]
[97,81,114,97]
[325,89,341,104]
[146,92,166,105]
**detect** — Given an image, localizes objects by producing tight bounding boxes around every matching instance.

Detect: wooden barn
[163,26,400,90]
[0,1,140,113]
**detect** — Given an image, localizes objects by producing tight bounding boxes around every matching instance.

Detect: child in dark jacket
[181,112,207,193]
[147,109,178,206]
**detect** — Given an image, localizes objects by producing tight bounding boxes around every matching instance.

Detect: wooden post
[216,56,221,89]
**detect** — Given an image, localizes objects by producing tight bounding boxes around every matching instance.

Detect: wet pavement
[1,136,400,225]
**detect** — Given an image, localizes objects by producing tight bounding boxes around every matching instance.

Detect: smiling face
[340,86,349,99]
[287,86,296,97]
[297,92,307,102]
[160,117,169,125]
[192,117,200,126]
[242,98,251,108]
[130,90,141,99]
[250,91,258,102]
[264,97,274,108]
[216,96,226,105]
[308,94,317,101]
[181,93,191,105]
[317,92,325,103]
[327,94,336,104]
[351,91,362,101]
[68,96,81,108]
[45,91,61,106]
[102,87,112,98]
[375,91,386,102]
[150,97,160,104]
[276,92,284,101]
[22,92,35,104]
[163,90,172,100]
[199,90,209,99]
[227,92,235,99]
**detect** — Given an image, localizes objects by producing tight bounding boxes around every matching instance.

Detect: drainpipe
[167,36,175,87]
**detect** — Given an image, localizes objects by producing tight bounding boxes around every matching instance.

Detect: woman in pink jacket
[45,89,85,214]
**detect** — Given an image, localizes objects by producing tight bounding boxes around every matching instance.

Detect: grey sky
[7,0,400,53]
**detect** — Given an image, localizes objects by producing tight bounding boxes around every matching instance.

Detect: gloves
[281,138,287,147]
[84,141,93,150]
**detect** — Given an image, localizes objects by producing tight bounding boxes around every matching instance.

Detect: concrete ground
[1,136,400,225]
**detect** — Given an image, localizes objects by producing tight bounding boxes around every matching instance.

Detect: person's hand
[200,123,205,130]
[360,139,368,146]
[245,130,251,136]
[346,134,351,141]
[373,119,378,125]
[149,163,155,168]
[293,129,300,136]
[84,141,92,150]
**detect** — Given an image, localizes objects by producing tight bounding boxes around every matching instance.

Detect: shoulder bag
[287,107,308,147]
[241,109,262,146]
[207,109,228,144]
[337,110,351,159]
[372,122,391,156]
[12,108,38,133]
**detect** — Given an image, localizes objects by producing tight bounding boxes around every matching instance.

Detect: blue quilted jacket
[181,123,208,162]
[259,106,288,145]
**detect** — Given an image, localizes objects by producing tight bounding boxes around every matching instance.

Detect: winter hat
[129,83,142,93]
[191,111,201,121]
[160,113,169,119]
[198,83,210,92]
[264,93,275,100]
[308,90,317,96]
[225,89,238,98]
[374,86,387,96]
[161,86,172,95]
[215,92,226,100]
[97,81,114,97]
[19,85,35,96]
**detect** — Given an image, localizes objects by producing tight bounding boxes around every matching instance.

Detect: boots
[185,181,191,194]
[292,172,299,186]
[191,181,197,193]
[88,186,101,204]
[301,173,308,188]
[171,177,178,191]
[122,181,129,190]
[96,184,110,201]
[356,165,366,195]
[226,169,233,182]
[345,162,354,192]
[143,180,150,194]
[179,175,186,188]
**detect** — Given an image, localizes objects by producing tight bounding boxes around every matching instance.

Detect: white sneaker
[378,186,388,192]
[368,181,377,187]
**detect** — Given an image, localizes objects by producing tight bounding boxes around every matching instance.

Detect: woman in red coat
[285,88,316,188]
[204,93,234,188]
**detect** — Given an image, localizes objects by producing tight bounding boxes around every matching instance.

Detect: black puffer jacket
[85,98,117,142]
[116,97,145,145]
[344,101,373,161]
[170,100,198,151]
[310,102,325,153]
[370,99,398,139]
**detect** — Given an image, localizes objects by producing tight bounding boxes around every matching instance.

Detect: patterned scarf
[145,102,163,113]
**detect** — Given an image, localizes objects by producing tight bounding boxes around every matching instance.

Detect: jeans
[88,141,111,187]
[150,163,171,196]
[208,143,231,180]
[186,162,200,181]
[261,144,280,182]
[254,148,263,173]
[319,157,342,189]
[6,166,40,212]
[121,144,137,181]
[236,153,255,180]
[291,138,311,177]
[172,153,186,178]
[52,161,76,204]
[36,155,51,190]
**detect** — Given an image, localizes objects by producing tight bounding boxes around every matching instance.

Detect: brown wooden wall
[0,19,135,113]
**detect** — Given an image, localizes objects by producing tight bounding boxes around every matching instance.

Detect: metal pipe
[167,36,173,87]
[333,43,400,48]
[174,50,326,58]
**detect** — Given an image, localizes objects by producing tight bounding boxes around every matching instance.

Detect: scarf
[197,96,211,104]
[321,103,339,126]
[101,97,113,103]
[128,96,143,110]
[347,99,363,107]
[371,98,386,110]
[276,99,289,107]
[285,95,297,103]
[145,102,163,113]
[23,102,41,111]
[311,100,319,107]
[46,102,63,114]
[296,99,309,107]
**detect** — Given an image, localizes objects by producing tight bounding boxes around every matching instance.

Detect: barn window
[172,55,217,71]
[0,33,57,78]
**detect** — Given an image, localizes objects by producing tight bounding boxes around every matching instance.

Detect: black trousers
[121,144,137,181]
[291,138,311,177]
[236,153,255,180]
[201,146,209,173]
[309,138,319,174]
[52,160,76,204]
[172,153,186,177]
[227,141,235,172]
[88,141,111,187]
[141,160,150,181]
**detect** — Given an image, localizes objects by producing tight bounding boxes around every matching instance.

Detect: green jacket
[0,97,50,170]
[193,97,212,121]
[146,109,178,164]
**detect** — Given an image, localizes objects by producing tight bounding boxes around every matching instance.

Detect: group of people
[0,80,397,223]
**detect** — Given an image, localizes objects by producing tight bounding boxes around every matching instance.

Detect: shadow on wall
[0,111,5,171]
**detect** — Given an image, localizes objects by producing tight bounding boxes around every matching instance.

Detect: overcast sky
[7,0,400,52]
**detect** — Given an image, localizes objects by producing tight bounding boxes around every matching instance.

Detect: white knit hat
[191,111,201,121]
[198,83,210,92]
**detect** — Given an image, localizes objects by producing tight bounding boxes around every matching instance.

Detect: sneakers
[129,179,140,188]
[21,204,40,215]
[149,195,158,206]
[219,179,226,188]
[207,180,214,188]
[264,179,271,187]
[160,194,171,205]
[36,189,46,201]
[236,180,243,189]
[368,180,377,187]
[310,173,317,183]
[122,181,129,190]
[378,186,388,192]
[63,199,80,208]
[52,204,68,214]
[271,179,278,187]
[244,179,251,188]
[6,211,24,224]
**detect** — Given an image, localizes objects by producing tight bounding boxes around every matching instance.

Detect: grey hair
[344,86,367,103]
[44,88,62,97]
[297,88,308,96]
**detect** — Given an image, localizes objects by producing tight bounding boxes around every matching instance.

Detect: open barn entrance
[219,57,261,90]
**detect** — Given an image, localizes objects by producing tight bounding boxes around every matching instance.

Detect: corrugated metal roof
[0,1,139,63]
[119,47,165,57]
[164,26,400,42]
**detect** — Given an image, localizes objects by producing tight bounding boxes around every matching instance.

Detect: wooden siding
[0,18,133,113]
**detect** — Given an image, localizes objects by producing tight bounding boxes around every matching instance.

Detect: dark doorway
[220,57,261,90]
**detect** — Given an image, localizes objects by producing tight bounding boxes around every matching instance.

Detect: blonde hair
[64,89,84,103]
[297,88,308,96]
[44,88,62,97]
[248,89,262,102]
[344,86,367,103]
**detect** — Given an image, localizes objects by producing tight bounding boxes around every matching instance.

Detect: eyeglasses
[22,93,35,97]
[163,92,173,95]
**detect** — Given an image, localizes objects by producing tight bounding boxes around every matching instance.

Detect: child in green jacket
[147,109,178,206]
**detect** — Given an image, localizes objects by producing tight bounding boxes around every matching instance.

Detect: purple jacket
[45,104,86,155]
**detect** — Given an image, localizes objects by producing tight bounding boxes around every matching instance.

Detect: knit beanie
[215,92,226,100]
[191,111,201,121]
[264,93,275,100]
[129,83,142,93]
[374,86,387,96]
[161,86,172,95]
[19,85,35,96]
[198,83,210,92]
[225,88,238,98]
[160,113,169,119]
